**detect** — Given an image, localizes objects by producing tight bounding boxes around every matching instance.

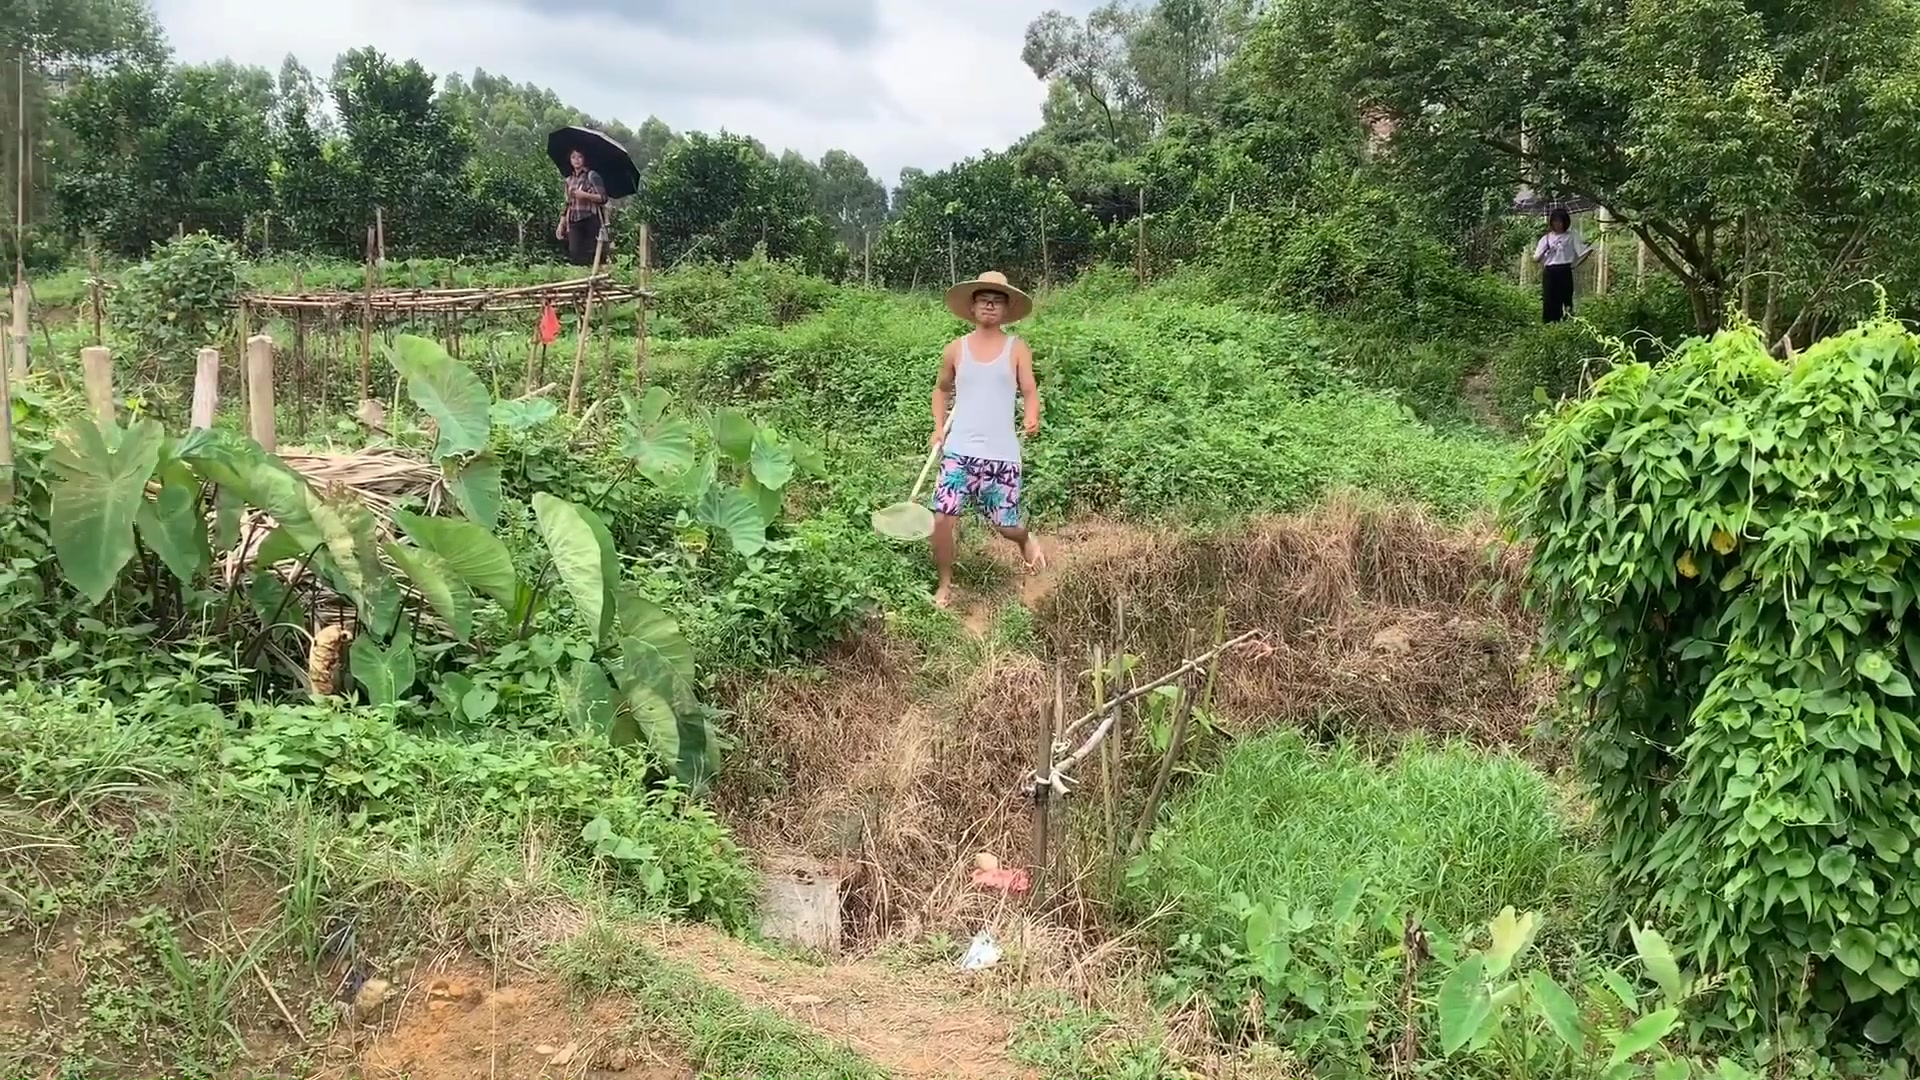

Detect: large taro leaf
[610,681,680,768]
[183,434,325,550]
[48,418,166,604]
[310,492,399,639]
[711,406,755,464]
[388,334,491,459]
[448,454,503,530]
[533,493,621,645]
[386,542,474,642]
[621,387,696,482]
[615,591,695,693]
[136,461,209,586]
[743,475,785,525]
[674,708,722,790]
[696,482,767,556]
[249,569,308,630]
[558,658,616,737]
[350,618,417,705]
[749,426,795,491]
[393,510,517,605]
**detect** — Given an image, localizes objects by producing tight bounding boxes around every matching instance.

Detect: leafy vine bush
[1503,317,1920,1057]
[115,233,244,368]
[1490,278,1698,426]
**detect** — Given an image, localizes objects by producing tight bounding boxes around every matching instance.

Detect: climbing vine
[1502,318,1920,1055]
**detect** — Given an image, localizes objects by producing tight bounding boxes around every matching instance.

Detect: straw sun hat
[945,270,1033,324]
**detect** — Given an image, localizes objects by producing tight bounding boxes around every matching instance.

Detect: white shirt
[1535,229,1591,267]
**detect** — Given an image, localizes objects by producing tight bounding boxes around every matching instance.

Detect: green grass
[1135,731,1600,941]
[555,926,890,1080]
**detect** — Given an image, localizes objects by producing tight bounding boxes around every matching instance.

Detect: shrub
[1491,277,1699,425]
[116,233,243,367]
[1503,317,1920,1054]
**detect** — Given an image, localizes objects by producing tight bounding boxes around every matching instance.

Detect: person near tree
[928,271,1046,609]
[557,149,607,266]
[1533,207,1592,322]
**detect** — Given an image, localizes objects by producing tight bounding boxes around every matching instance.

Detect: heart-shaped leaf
[750,427,795,490]
[387,541,474,642]
[449,454,503,530]
[48,418,165,603]
[712,407,755,463]
[388,334,491,459]
[350,619,417,705]
[533,493,621,645]
[696,483,767,556]
[393,510,518,604]
[137,462,209,586]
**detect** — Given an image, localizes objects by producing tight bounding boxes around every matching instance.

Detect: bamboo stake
[14,51,24,292]
[0,286,12,504]
[374,206,386,267]
[292,269,308,439]
[1031,661,1066,906]
[1135,185,1147,284]
[1092,644,1116,860]
[8,282,23,379]
[88,243,103,344]
[1050,628,1262,783]
[247,335,275,451]
[634,223,651,389]
[567,234,607,414]
[358,226,374,400]
[81,346,113,425]
[191,347,220,429]
[1130,669,1195,857]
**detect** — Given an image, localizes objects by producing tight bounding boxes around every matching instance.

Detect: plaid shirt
[566,169,605,223]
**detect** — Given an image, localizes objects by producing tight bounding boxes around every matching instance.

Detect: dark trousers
[1542,264,1575,323]
[566,215,602,266]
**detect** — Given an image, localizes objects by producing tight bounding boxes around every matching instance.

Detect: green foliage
[684,274,1506,521]
[651,255,841,339]
[1312,0,1920,334]
[1490,279,1699,425]
[113,233,244,366]
[874,151,1097,289]
[1502,317,1920,1053]
[640,132,836,271]
[1132,732,1602,1046]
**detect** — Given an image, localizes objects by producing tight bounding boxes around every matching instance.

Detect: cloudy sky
[149,0,1096,186]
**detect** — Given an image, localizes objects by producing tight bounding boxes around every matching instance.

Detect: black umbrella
[547,126,641,201]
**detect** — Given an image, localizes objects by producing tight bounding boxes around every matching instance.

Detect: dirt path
[948,518,1153,639]
[647,923,1036,1080]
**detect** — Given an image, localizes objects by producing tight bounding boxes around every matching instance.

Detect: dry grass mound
[714,497,1551,950]
[1037,496,1546,747]
[717,633,1060,945]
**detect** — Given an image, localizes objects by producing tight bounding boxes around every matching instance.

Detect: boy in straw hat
[929,270,1046,609]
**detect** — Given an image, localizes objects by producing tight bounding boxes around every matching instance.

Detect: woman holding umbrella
[558,149,607,266]
[548,127,642,267]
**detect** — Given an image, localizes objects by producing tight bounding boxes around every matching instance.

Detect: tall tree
[815,149,887,249]
[640,132,832,267]
[329,47,472,255]
[1306,0,1920,337]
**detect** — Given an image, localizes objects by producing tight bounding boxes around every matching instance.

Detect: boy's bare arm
[1016,340,1040,435]
[932,340,959,446]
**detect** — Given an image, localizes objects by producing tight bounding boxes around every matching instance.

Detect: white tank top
[945,334,1021,464]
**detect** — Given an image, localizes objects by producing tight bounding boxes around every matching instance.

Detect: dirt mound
[718,632,1055,942]
[715,499,1547,947]
[647,922,1034,1080]
[339,963,686,1080]
[1036,497,1545,746]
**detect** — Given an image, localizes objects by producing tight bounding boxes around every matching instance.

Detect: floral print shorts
[932,454,1024,528]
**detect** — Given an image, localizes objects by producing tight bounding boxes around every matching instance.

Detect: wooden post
[8,282,24,378]
[568,236,607,414]
[81,346,113,425]
[88,244,103,345]
[0,310,10,502]
[1595,227,1611,297]
[292,269,308,439]
[374,206,386,267]
[1637,237,1648,286]
[947,222,957,285]
[191,347,220,430]
[634,223,651,390]
[262,211,272,254]
[358,226,375,400]
[246,335,275,451]
[517,218,526,260]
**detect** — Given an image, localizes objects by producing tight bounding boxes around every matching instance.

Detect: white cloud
[150,0,1093,185]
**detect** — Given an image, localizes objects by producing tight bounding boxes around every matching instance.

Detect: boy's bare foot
[933,583,953,609]
[1022,536,1047,573]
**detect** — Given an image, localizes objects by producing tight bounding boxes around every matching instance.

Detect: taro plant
[35,333,815,789]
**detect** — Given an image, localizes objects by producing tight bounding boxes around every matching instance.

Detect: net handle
[908,415,956,502]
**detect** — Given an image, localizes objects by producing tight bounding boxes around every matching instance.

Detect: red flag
[536,303,560,345]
